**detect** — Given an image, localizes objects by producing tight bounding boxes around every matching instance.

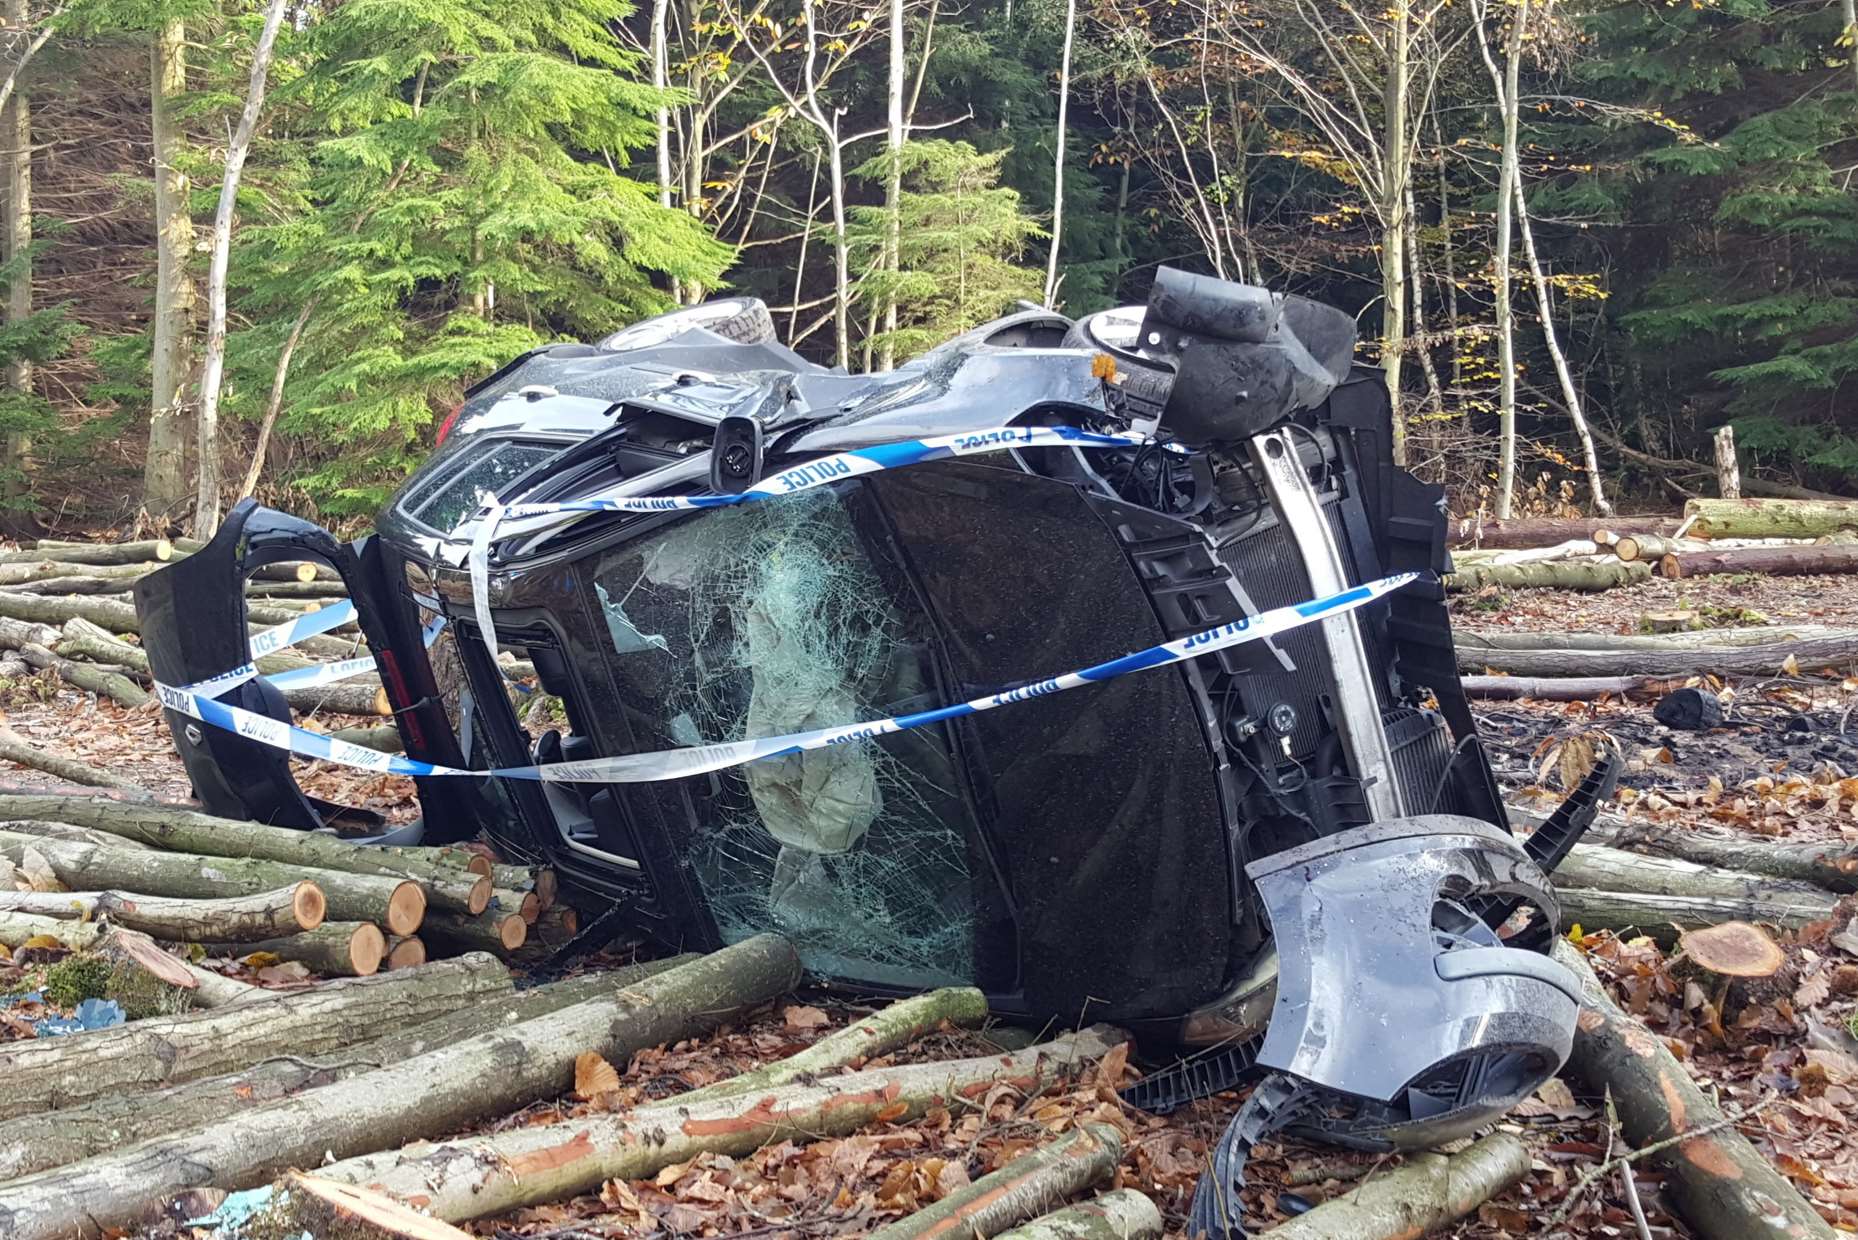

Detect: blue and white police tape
[172,605,445,700]
[465,423,1172,675]
[153,571,1418,785]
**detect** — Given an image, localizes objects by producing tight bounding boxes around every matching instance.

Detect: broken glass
[589,488,977,987]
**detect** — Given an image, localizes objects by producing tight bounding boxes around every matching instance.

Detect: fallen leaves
[574,1050,621,1101]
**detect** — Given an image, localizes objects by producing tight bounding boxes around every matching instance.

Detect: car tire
[598,298,777,351]
[691,297,777,344]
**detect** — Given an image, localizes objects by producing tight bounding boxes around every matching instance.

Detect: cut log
[0,909,104,950]
[1554,887,1836,942]
[0,882,325,942]
[16,641,150,707]
[1679,921,1784,978]
[1715,425,1741,500]
[95,926,201,993]
[991,1190,1162,1240]
[0,560,154,588]
[1683,497,1858,540]
[0,833,428,935]
[213,921,387,977]
[264,1173,477,1240]
[1461,674,1666,701]
[0,952,511,1123]
[531,901,579,946]
[0,957,696,1181]
[1662,544,1858,580]
[1601,819,1858,894]
[0,937,800,1237]
[1463,624,1850,651]
[870,1125,1123,1240]
[0,816,155,849]
[16,574,160,596]
[285,679,391,716]
[0,793,492,914]
[1448,515,1685,550]
[1257,1133,1530,1240]
[179,957,268,1008]
[1555,844,1821,907]
[491,886,539,923]
[248,561,336,583]
[1454,632,1858,678]
[419,907,527,955]
[1445,560,1651,593]
[0,589,143,632]
[1448,539,1602,565]
[1552,939,1838,1240]
[0,725,149,791]
[328,725,401,753]
[0,539,175,565]
[314,1023,1121,1224]
[382,934,425,969]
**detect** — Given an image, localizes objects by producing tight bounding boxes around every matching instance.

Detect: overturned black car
[135,270,1615,1235]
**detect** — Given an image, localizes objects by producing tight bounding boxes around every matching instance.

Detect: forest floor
[2,570,1857,1238]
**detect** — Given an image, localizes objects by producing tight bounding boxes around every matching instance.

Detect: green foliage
[41,954,111,1008]
[849,141,1044,360]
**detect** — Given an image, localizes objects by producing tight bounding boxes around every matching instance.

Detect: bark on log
[1715,425,1741,500]
[0,560,153,587]
[180,957,268,1008]
[0,794,491,914]
[0,539,175,565]
[491,886,539,924]
[991,1190,1162,1240]
[869,1125,1123,1240]
[0,957,695,1181]
[1662,545,1858,580]
[419,907,527,955]
[1258,1133,1531,1240]
[245,581,352,600]
[314,1023,1122,1225]
[0,612,58,646]
[0,908,104,949]
[1449,539,1602,565]
[1554,887,1836,941]
[0,724,149,790]
[0,882,326,941]
[16,641,150,706]
[0,952,511,1121]
[329,725,401,753]
[383,934,425,970]
[1683,497,1858,540]
[1461,674,1667,701]
[17,574,158,596]
[285,679,391,716]
[1445,625,1850,652]
[0,833,428,934]
[1615,534,1704,562]
[208,921,386,976]
[0,937,799,1237]
[248,561,336,583]
[1599,820,1858,894]
[1449,515,1685,550]
[1445,560,1652,593]
[1456,633,1858,678]
[1552,939,1838,1240]
[262,1173,476,1240]
[0,817,156,848]
[1556,844,1828,906]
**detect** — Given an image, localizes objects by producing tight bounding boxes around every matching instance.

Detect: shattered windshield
[588,487,980,987]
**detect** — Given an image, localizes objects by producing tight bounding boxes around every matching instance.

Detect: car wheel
[598,298,777,351]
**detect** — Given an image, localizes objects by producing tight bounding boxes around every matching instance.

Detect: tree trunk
[1380,0,1411,466]
[1450,538,1603,565]
[0,908,103,949]
[0,833,429,934]
[145,17,193,522]
[880,0,905,365]
[992,1190,1163,1240]
[1843,0,1858,95]
[0,882,324,942]
[238,298,316,499]
[1597,820,1858,894]
[262,1173,476,1240]
[284,679,390,716]
[490,886,538,923]
[0,538,175,566]
[0,937,800,1237]
[0,817,155,849]
[1661,545,1858,580]
[1461,673,1664,700]
[313,1024,1121,1224]
[192,0,290,538]
[0,957,695,1181]
[418,907,527,955]
[0,953,511,1122]
[1553,887,1835,941]
[1556,843,1826,905]
[1449,514,1686,549]
[1042,0,1076,310]
[14,640,150,706]
[1405,184,1445,423]
[1485,0,1528,519]
[1259,1133,1530,1240]
[1460,624,1848,652]
[1512,175,1611,516]
[870,1125,1122,1240]
[1,0,32,504]
[207,921,386,976]
[828,128,851,370]
[0,793,493,914]
[1552,940,1838,1240]
[1453,631,1858,677]
[1445,559,1650,592]
[1683,497,1858,539]
[1713,425,1741,500]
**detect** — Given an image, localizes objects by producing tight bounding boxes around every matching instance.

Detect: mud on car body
[135,271,1616,1236]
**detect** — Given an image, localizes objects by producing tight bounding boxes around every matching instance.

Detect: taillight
[435,403,464,446]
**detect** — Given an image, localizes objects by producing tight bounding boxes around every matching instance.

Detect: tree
[143,12,190,521]
[1041,0,1074,308]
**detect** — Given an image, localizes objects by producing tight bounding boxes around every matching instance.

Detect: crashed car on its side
[135,270,1615,1236]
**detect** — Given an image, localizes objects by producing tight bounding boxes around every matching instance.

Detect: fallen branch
[1662,544,1858,580]
[869,1124,1123,1240]
[992,1190,1162,1240]
[1448,515,1686,550]
[0,936,800,1238]
[313,1023,1122,1224]
[0,817,157,848]
[1259,1132,1531,1240]
[0,956,697,1181]
[1683,497,1858,540]
[1554,887,1836,941]
[0,726,149,791]
[1461,674,1668,701]
[0,882,325,942]
[1556,844,1829,906]
[1603,820,1858,895]
[1446,560,1651,593]
[1552,939,1837,1240]
[0,952,511,1122]
[0,539,178,566]
[1454,632,1858,678]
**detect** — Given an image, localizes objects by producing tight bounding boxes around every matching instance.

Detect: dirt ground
[3,570,1856,1238]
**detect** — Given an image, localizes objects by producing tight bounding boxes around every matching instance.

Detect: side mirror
[709,413,765,494]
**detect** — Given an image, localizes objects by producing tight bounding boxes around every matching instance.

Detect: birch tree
[191,0,290,537]
[2,0,32,497]
[1042,0,1076,308]
[144,14,192,520]
[879,0,904,367]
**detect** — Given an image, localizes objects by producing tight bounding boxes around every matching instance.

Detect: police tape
[173,607,445,699]
[465,423,1170,676]
[152,571,1418,785]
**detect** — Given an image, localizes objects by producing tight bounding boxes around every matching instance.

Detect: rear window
[397,440,557,533]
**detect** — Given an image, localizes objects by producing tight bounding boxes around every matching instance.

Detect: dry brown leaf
[1782,653,1801,676]
[576,1050,621,1100]
[783,1004,830,1031]
[17,847,61,893]
[1094,1041,1130,1090]
[255,960,311,985]
[1795,964,1832,1010]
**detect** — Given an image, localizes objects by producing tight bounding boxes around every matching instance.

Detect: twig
[1547,1093,1773,1232]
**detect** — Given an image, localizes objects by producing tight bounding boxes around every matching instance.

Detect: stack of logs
[0,792,562,970]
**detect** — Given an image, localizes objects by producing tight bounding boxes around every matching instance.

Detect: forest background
[0,0,1854,536]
